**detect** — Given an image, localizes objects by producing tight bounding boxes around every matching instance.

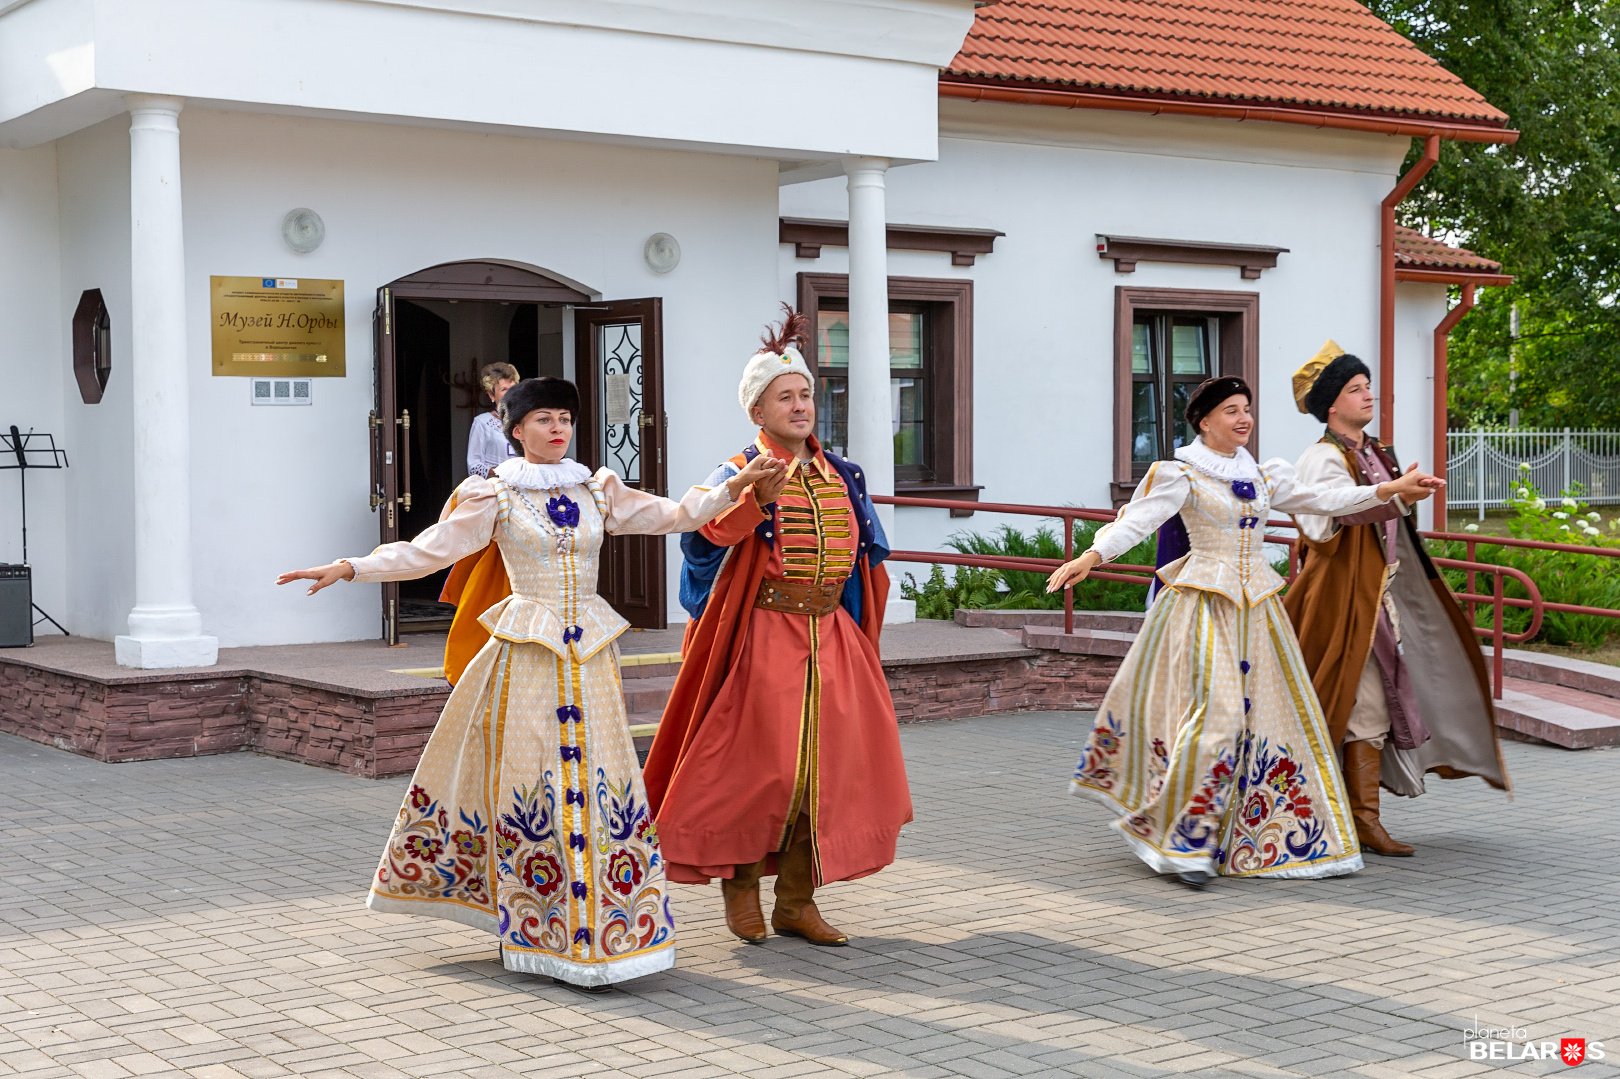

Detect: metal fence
[1446,429,1620,516]
[876,494,1567,700]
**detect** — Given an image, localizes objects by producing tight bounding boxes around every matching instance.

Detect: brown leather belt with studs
[755,578,844,617]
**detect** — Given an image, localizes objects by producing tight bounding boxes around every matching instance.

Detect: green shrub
[1432,464,1620,650]
[900,521,1159,614]
[944,524,1069,609]
[898,563,1004,620]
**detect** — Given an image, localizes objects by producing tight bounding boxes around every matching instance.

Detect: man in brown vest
[1284,341,1509,857]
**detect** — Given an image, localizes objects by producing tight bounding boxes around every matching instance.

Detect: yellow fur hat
[1292,340,1371,422]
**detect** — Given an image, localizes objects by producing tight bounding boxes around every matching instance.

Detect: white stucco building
[0,0,1512,665]
[778,1,1513,562]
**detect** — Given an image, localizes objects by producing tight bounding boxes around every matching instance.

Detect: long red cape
[641,536,887,815]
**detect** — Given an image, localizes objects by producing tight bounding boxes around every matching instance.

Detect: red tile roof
[944,0,1511,137]
[1394,226,1508,277]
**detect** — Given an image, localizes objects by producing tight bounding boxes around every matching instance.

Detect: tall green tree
[1366,0,1620,428]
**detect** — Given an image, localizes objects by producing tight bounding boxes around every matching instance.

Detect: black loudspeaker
[0,564,32,647]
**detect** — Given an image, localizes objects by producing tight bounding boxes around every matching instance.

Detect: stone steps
[1495,676,1620,750]
[626,622,1620,751]
[953,608,1145,634]
[622,673,677,716]
[1502,648,1620,701]
[1021,626,1136,657]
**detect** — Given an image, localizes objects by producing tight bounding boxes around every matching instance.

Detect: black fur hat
[500,377,579,451]
[1185,376,1252,433]
[1302,353,1372,423]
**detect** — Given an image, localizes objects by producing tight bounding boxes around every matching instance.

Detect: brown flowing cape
[1283,436,1509,790]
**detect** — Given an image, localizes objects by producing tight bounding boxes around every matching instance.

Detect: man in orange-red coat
[643,309,912,947]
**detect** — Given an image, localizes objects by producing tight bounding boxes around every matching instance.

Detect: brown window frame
[797,273,978,507]
[1130,312,1222,472]
[1113,287,1259,504]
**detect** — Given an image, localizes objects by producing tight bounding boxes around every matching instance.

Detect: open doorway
[391,298,571,631]
[371,260,668,643]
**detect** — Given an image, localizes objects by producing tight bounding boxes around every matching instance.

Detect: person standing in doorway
[644,307,912,947]
[1284,341,1509,857]
[467,362,520,478]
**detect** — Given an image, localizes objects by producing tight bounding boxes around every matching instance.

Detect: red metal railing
[1425,531,1620,623]
[873,495,1615,699]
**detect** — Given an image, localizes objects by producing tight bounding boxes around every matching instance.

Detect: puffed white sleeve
[1290,443,1357,543]
[1264,458,1387,519]
[344,477,500,582]
[596,468,740,536]
[1086,462,1190,564]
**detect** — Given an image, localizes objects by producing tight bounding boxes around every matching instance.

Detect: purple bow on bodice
[547,494,581,529]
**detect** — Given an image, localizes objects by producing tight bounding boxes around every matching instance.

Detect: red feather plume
[759,303,810,355]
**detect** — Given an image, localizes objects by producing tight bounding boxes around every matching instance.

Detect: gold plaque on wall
[211,276,345,376]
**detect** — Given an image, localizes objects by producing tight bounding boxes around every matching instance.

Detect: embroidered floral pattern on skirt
[1072,587,1362,881]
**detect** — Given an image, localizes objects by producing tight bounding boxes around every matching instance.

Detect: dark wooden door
[394,300,454,625]
[576,299,666,628]
[371,286,402,644]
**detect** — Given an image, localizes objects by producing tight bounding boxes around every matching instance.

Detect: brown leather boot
[1343,740,1414,857]
[721,860,767,943]
[771,822,848,946]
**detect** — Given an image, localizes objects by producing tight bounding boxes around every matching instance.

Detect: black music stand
[1,425,69,635]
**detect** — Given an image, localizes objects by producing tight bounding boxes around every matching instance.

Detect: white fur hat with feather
[738,305,814,422]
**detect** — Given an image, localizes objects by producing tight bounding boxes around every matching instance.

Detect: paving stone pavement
[1,715,1617,1079]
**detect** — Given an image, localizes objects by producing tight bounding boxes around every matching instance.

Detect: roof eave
[1395,267,1514,286]
[939,79,1519,145]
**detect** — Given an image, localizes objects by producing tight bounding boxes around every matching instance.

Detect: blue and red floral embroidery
[1074,712,1125,791]
[1088,719,1335,875]
[1166,748,1237,853]
[379,754,675,962]
[376,785,491,908]
[496,777,570,953]
[1221,732,1328,873]
[593,769,671,956]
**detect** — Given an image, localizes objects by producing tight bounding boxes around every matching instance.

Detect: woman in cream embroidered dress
[278,378,782,986]
[1047,377,1442,886]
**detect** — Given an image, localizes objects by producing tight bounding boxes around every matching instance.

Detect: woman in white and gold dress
[1047,377,1441,887]
[279,378,782,986]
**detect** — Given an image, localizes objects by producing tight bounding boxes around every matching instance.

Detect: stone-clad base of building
[0,657,447,777]
[0,620,1122,778]
[887,652,1119,723]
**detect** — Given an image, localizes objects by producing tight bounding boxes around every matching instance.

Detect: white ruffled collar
[1174,439,1261,482]
[495,457,592,491]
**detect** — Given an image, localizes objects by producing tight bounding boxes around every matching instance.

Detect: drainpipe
[1380,134,1441,441]
[1430,281,1477,527]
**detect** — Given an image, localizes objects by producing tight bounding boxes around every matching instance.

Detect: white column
[843,156,912,623]
[115,96,217,669]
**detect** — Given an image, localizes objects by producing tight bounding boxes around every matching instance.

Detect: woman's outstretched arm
[277,478,500,594]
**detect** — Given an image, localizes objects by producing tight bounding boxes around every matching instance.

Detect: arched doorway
[371,259,668,643]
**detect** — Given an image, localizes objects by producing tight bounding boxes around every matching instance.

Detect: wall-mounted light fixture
[281,208,326,254]
[644,232,680,274]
